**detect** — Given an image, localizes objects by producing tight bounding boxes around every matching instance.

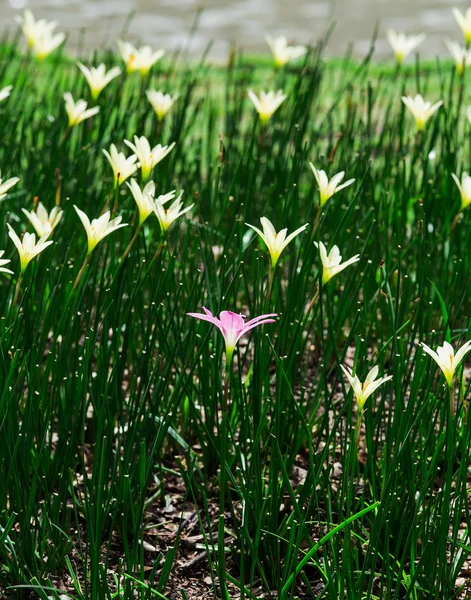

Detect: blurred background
[0,0,466,59]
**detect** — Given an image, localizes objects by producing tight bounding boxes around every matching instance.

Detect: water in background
[0,0,466,60]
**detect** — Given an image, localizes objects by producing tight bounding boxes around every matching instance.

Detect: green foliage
[0,27,470,600]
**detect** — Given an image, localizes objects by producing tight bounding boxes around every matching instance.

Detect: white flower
[0,172,20,202]
[453,7,471,45]
[124,136,175,181]
[402,94,443,131]
[0,250,13,275]
[421,339,471,387]
[74,206,127,255]
[246,217,308,268]
[0,86,12,103]
[146,90,177,120]
[265,35,307,67]
[126,179,156,225]
[386,30,426,64]
[77,62,121,100]
[7,223,53,273]
[309,163,355,207]
[153,190,193,232]
[445,39,471,74]
[16,10,65,59]
[63,92,100,127]
[316,241,360,284]
[117,40,165,76]
[341,365,392,410]
[467,106,471,124]
[102,144,138,187]
[247,89,287,124]
[22,203,63,237]
[451,172,471,212]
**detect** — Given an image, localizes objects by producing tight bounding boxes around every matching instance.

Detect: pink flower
[187,307,277,365]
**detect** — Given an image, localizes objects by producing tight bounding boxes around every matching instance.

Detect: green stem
[305,285,320,315]
[280,502,380,598]
[266,264,275,306]
[72,254,91,291]
[311,204,321,240]
[12,272,23,307]
[449,384,455,418]
[218,364,231,600]
[120,223,142,263]
[354,410,363,447]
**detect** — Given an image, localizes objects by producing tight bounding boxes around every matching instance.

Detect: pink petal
[244,313,278,328]
[219,311,246,334]
[238,318,276,342]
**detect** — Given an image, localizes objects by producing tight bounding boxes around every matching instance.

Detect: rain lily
[146,90,177,120]
[153,190,193,232]
[421,340,471,387]
[316,241,360,284]
[452,172,471,212]
[445,39,471,74]
[246,216,308,268]
[453,7,471,45]
[0,251,13,275]
[0,172,20,202]
[102,144,138,187]
[124,136,175,181]
[77,62,121,100]
[126,179,156,225]
[341,365,392,411]
[16,10,65,59]
[402,94,443,131]
[22,203,63,238]
[117,40,165,76]
[248,89,287,124]
[63,92,100,127]
[74,206,128,255]
[265,35,307,68]
[7,223,53,273]
[0,86,12,103]
[309,163,355,207]
[386,30,426,64]
[187,307,277,365]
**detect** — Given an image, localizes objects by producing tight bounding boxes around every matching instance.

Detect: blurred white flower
[16,9,65,59]
[246,216,308,268]
[63,92,100,127]
[124,135,175,181]
[7,223,53,273]
[402,94,443,131]
[445,39,471,74]
[22,203,63,237]
[310,163,355,206]
[265,35,307,68]
[386,30,425,64]
[74,206,127,255]
[453,7,471,45]
[0,86,13,103]
[0,250,13,275]
[126,179,156,225]
[102,144,138,187]
[146,90,177,120]
[247,89,287,124]
[316,241,360,284]
[117,40,165,76]
[153,190,193,232]
[77,62,121,100]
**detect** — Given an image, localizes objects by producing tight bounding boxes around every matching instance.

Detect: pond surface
[0,0,466,60]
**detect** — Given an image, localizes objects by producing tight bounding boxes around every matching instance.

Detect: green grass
[0,24,471,600]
